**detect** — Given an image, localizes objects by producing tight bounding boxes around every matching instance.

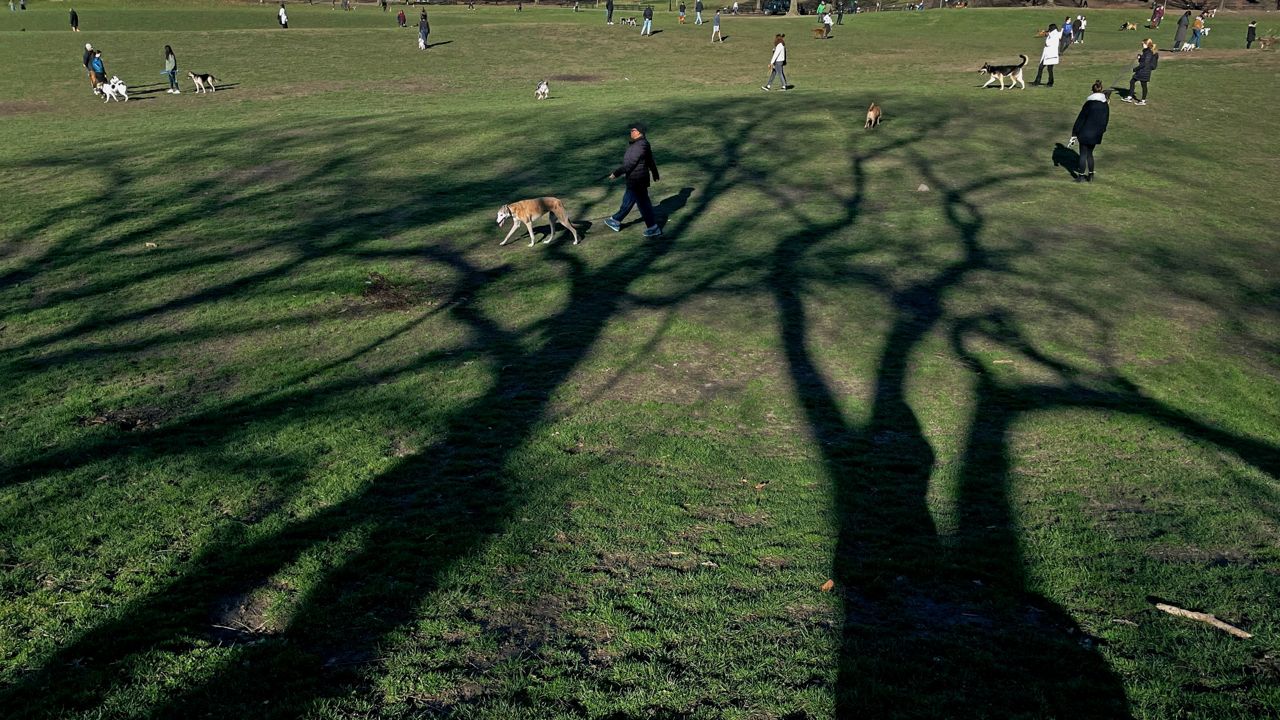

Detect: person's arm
[610,143,642,180]
[1071,105,1088,140]
[646,146,659,183]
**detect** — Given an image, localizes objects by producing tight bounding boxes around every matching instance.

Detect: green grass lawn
[2,2,1278,718]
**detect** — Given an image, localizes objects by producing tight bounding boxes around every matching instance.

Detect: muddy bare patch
[0,100,50,116]
[76,406,169,432]
[691,505,770,529]
[359,271,430,310]
[210,588,284,641]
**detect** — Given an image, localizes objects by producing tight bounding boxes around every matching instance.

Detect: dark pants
[836,12,843,24]
[1247,39,1254,49]
[1033,63,1055,85]
[166,70,178,90]
[1128,77,1148,100]
[612,186,657,229]
[606,8,613,22]
[1077,144,1095,175]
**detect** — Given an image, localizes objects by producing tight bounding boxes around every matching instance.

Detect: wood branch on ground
[1153,602,1252,639]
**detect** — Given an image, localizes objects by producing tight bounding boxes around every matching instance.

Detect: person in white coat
[1033,23,1061,86]
[761,34,788,91]
[278,2,288,28]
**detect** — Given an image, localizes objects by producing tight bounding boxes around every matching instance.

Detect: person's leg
[634,189,658,231]
[779,62,788,89]
[1033,63,1044,84]
[1076,144,1088,178]
[1084,144,1095,179]
[1046,65,1054,86]
[1139,80,1148,101]
[764,64,778,89]
[611,187,637,223]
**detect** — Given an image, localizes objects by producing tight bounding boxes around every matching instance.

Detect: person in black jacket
[1069,80,1110,183]
[1121,38,1157,105]
[70,8,79,31]
[641,5,654,35]
[606,0,614,25]
[604,122,662,238]
[1246,20,1257,49]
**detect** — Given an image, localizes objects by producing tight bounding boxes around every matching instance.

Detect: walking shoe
[780,86,789,91]
[174,90,180,94]
[642,225,663,238]
[1121,95,1135,103]
[1086,173,1094,182]
[1135,99,1147,106]
[761,85,770,91]
[604,218,622,232]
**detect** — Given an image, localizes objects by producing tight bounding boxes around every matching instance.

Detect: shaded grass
[2,4,1279,719]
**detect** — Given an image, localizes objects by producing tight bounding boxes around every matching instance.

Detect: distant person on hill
[8,1,13,13]
[604,122,663,238]
[816,0,826,17]
[517,0,523,11]
[711,8,723,42]
[1032,23,1061,87]
[822,11,833,38]
[1060,16,1073,51]
[606,0,614,25]
[70,8,79,31]
[1069,80,1110,183]
[418,10,429,49]
[679,1,686,24]
[574,0,580,11]
[836,2,844,25]
[1246,19,1257,48]
[733,1,739,14]
[1190,13,1205,49]
[278,2,288,28]
[1152,3,1165,28]
[1173,10,1191,49]
[397,8,406,26]
[1072,15,1084,44]
[694,0,704,25]
[761,34,788,91]
[82,42,97,93]
[19,0,25,9]
[163,44,180,93]
[1147,2,1160,28]
[641,4,653,34]
[90,50,106,86]
[1121,38,1157,105]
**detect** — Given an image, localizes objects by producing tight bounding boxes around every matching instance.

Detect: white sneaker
[174,90,180,94]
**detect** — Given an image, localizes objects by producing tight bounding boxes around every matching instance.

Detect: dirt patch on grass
[209,588,284,641]
[76,406,170,432]
[359,271,431,310]
[691,505,770,529]
[0,100,50,116]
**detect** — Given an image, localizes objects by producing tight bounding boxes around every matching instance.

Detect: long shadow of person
[656,186,695,227]
[1052,142,1080,178]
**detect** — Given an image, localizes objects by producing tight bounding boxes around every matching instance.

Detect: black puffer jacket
[643,5,653,19]
[614,137,659,189]
[1132,47,1156,82]
[1072,96,1110,146]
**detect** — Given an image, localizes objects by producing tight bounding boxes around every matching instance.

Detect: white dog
[99,76,128,102]
[535,80,550,100]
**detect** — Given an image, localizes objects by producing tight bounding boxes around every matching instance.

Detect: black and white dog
[980,54,1028,90]
[99,76,128,102]
[535,79,550,100]
[188,72,218,93]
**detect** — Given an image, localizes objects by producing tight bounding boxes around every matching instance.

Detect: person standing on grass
[606,0,614,25]
[1032,24,1061,87]
[1069,80,1110,183]
[1246,20,1257,49]
[761,34,788,91]
[397,8,405,26]
[1075,15,1086,44]
[1152,3,1165,29]
[694,0,704,25]
[1190,13,1205,49]
[163,45,180,94]
[822,10,833,37]
[733,1,739,14]
[70,8,80,32]
[679,1,686,24]
[278,2,288,28]
[711,8,723,42]
[1122,38,1157,105]
[1060,16,1073,52]
[418,10,429,49]
[1173,10,1190,49]
[641,5,653,35]
[836,2,844,26]
[604,122,663,239]
[90,51,106,86]
[82,42,98,93]
[816,0,826,17]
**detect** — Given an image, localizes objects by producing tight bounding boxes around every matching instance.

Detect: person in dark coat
[1246,19,1257,49]
[1070,80,1110,183]
[418,10,429,49]
[641,4,653,35]
[70,8,80,31]
[604,122,663,238]
[606,0,614,25]
[1122,38,1157,105]
[1173,10,1191,49]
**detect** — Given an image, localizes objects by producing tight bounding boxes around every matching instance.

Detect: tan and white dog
[864,102,882,128]
[980,54,1027,90]
[496,197,581,246]
[188,72,218,93]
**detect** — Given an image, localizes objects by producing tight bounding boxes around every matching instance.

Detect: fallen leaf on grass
[820,579,835,592]
[144,242,157,248]
[754,482,768,490]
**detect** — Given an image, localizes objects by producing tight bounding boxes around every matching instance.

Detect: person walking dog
[604,122,663,238]
[418,10,429,49]
[1122,38,1157,105]
[82,42,98,94]
[1173,10,1191,50]
[1032,24,1061,87]
[163,45,180,93]
[1069,80,1110,183]
[761,34,788,91]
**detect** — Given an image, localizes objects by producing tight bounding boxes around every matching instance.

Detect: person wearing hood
[1173,10,1191,49]
[1247,19,1257,48]
[1069,80,1110,183]
[604,122,663,238]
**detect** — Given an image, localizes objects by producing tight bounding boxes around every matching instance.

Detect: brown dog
[812,27,827,39]
[1120,22,1138,31]
[496,197,581,247]
[865,102,882,129]
[1035,29,1048,37]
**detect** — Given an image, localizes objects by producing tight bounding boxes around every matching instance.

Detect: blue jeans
[1190,28,1202,48]
[695,11,703,23]
[767,61,787,88]
[641,18,651,34]
[612,186,657,229]
[166,70,178,90]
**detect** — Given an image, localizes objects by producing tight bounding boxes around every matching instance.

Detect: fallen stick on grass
[1154,602,1252,639]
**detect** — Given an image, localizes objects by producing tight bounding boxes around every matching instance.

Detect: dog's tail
[1017,53,1028,67]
